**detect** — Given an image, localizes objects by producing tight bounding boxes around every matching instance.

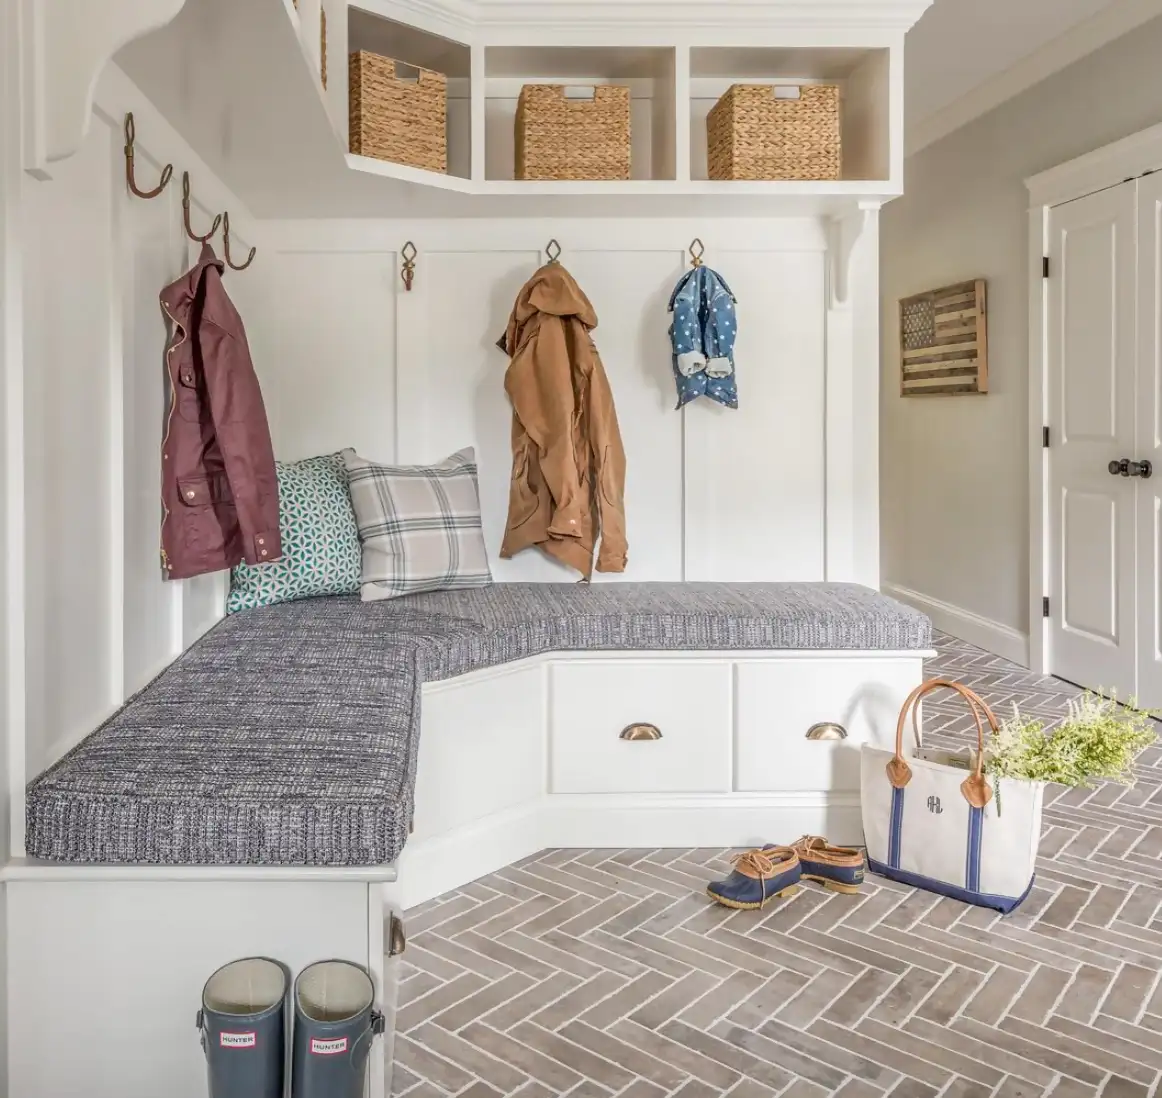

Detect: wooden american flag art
[899,279,988,396]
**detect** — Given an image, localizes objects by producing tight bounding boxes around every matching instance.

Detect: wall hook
[545,238,562,265]
[222,212,256,271]
[123,113,172,200]
[182,172,221,243]
[688,238,705,268]
[401,241,417,291]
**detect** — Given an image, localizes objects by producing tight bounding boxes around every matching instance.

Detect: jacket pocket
[176,365,202,423]
[177,474,233,508]
[178,474,235,559]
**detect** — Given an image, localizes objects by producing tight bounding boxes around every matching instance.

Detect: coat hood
[498,262,598,355]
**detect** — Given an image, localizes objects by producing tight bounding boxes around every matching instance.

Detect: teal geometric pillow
[227,453,361,613]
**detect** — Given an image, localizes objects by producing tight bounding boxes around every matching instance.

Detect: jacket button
[186,490,195,499]
[257,538,264,546]
[260,549,268,557]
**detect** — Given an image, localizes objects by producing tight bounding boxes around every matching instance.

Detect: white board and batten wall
[245,214,875,588]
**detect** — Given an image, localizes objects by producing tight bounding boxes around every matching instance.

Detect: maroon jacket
[159,244,281,580]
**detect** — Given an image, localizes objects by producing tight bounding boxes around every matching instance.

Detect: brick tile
[610,1018,741,1090]
[1004,964,1069,1024]
[869,967,942,1026]
[457,1022,582,1093]
[709,1019,848,1092]
[811,1019,952,1088]
[1054,964,1115,1022]
[509,1021,636,1091]
[408,1022,529,1092]
[629,968,721,1030]
[1100,963,1157,1021]
[675,969,766,1029]
[659,1019,791,1090]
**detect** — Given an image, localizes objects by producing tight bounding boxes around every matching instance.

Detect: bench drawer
[550,662,732,794]
[735,658,920,793]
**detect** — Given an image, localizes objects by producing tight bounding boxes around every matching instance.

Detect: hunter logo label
[311,1037,348,1056]
[927,796,943,815]
[219,1032,256,1049]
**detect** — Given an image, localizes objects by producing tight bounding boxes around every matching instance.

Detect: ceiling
[905,0,1125,139]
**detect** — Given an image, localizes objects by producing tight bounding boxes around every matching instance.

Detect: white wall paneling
[259,216,873,586]
[10,62,257,807]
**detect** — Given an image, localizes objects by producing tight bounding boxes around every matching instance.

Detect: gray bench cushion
[25,582,931,866]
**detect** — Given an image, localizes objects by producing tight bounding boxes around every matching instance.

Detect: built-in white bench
[10,582,932,1098]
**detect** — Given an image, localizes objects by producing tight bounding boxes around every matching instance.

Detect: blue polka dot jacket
[667,265,739,409]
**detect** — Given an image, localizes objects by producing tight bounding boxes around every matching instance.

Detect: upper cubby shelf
[115,0,919,219]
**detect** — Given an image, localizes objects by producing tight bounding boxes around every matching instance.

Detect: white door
[1048,181,1138,698]
[1137,173,1162,708]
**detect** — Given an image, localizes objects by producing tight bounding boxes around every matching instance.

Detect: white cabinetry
[549,661,732,794]
[394,647,930,908]
[735,656,918,793]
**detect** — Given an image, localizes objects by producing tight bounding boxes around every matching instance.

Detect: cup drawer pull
[806,722,848,741]
[620,723,663,741]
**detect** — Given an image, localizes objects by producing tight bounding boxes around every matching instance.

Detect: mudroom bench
[9,582,932,1098]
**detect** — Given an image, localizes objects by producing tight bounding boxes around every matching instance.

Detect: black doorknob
[1109,459,1153,479]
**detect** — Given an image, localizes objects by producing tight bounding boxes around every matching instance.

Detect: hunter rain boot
[197,957,288,1098]
[292,959,384,1098]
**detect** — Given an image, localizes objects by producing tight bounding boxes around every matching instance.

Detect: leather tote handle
[889,678,998,809]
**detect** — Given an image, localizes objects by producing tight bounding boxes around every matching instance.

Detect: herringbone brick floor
[391,634,1162,1098]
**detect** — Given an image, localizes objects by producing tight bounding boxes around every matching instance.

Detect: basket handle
[385,60,440,86]
[889,678,997,809]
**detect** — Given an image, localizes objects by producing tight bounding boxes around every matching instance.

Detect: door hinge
[1043,426,1050,448]
[1043,596,1051,619]
[1042,256,1050,279]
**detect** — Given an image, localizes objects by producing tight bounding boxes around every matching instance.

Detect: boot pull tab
[371,1010,386,1037]
[195,1009,204,1031]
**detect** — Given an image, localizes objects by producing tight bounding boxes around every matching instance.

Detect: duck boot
[792,836,866,894]
[292,959,384,1098]
[197,957,289,1098]
[707,846,801,910]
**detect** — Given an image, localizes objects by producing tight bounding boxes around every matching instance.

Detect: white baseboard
[883,583,1030,668]
[388,792,863,910]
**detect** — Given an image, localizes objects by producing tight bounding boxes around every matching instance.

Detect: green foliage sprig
[985,692,1156,789]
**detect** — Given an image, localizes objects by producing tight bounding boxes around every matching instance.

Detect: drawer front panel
[413,663,546,842]
[550,662,731,794]
[735,659,921,793]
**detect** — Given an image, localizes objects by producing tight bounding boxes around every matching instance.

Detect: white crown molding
[907,0,1162,156]
[355,0,933,36]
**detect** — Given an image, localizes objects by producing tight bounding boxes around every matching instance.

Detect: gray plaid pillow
[341,447,493,601]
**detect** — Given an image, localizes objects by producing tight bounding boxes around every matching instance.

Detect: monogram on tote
[860,679,1043,914]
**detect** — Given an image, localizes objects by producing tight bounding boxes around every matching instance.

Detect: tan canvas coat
[498,263,627,577]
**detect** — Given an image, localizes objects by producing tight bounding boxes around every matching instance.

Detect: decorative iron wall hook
[545,239,562,265]
[401,241,417,291]
[688,238,705,268]
[222,212,256,271]
[124,113,173,199]
[182,172,221,243]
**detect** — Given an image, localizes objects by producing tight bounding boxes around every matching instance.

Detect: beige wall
[881,15,1162,656]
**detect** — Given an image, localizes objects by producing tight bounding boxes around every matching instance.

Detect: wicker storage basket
[707,84,841,181]
[515,85,631,181]
[349,51,447,174]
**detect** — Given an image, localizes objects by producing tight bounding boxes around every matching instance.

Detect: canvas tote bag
[861,679,1043,914]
